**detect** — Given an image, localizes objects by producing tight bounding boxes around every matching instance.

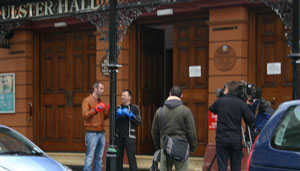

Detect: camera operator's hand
[246,98,255,105]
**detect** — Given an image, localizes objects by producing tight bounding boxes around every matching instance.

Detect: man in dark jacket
[116,89,142,171]
[249,88,274,134]
[209,81,255,171]
[151,86,197,171]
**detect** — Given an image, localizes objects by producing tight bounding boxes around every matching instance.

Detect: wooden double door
[39,30,96,151]
[256,13,292,109]
[137,20,208,156]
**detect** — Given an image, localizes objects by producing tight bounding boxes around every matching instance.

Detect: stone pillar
[203,6,249,170]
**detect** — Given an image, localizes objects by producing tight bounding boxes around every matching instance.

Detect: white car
[0,125,72,171]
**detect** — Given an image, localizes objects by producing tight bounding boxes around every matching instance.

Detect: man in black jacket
[116,89,142,171]
[209,81,255,171]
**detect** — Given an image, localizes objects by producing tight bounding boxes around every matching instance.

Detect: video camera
[216,81,259,102]
[238,81,258,102]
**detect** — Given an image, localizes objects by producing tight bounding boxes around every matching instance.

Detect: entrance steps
[47,152,204,171]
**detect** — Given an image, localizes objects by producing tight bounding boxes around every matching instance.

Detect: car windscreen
[271,105,300,152]
[0,127,43,156]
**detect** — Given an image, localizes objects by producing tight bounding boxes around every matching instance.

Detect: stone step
[47,152,203,171]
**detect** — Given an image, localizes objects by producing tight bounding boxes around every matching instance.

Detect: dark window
[271,105,300,152]
[0,128,43,155]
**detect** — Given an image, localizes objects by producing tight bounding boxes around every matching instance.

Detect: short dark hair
[170,86,182,98]
[225,81,239,95]
[93,81,101,89]
[122,89,132,97]
[89,81,102,93]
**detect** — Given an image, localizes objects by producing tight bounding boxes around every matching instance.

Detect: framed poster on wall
[0,73,15,113]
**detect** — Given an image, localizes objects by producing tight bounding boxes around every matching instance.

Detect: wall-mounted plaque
[100,56,109,77]
[214,45,237,71]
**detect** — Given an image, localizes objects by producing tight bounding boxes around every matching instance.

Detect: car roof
[272,100,300,117]
[0,125,12,129]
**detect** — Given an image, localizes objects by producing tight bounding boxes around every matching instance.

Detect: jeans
[84,131,106,171]
[117,137,138,171]
[216,141,242,171]
[160,149,189,171]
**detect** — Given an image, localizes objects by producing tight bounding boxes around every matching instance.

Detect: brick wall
[0,30,34,140]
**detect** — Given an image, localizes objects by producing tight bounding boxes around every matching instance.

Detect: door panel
[69,32,96,151]
[256,14,292,109]
[40,31,96,152]
[177,47,189,87]
[174,21,208,156]
[41,34,69,151]
[137,26,164,154]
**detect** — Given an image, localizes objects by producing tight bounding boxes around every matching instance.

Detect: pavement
[47,152,204,171]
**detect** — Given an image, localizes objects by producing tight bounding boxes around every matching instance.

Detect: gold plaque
[214,45,237,71]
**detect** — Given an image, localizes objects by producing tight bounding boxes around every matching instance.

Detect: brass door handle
[69,91,73,106]
[65,91,69,106]
[28,102,32,121]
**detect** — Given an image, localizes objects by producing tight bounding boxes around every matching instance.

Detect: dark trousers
[216,141,242,171]
[116,136,138,171]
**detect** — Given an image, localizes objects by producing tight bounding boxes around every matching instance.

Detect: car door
[250,101,300,170]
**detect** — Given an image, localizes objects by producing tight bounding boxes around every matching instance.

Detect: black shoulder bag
[160,107,190,161]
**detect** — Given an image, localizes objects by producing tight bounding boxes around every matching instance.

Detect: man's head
[169,86,183,98]
[1,76,12,94]
[93,81,104,97]
[2,76,11,88]
[224,81,239,96]
[121,89,132,105]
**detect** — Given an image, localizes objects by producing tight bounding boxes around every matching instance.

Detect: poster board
[0,73,15,113]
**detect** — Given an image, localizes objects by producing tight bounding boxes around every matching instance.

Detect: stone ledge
[47,153,203,171]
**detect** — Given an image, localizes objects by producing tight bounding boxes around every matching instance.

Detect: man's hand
[122,108,136,119]
[126,111,136,119]
[116,108,136,119]
[116,108,124,119]
[93,102,106,114]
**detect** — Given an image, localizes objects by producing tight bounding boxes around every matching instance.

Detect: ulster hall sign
[0,0,104,21]
[0,0,110,48]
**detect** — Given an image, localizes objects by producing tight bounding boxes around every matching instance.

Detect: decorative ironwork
[0,0,193,49]
[262,0,293,49]
[73,0,192,57]
[0,20,25,48]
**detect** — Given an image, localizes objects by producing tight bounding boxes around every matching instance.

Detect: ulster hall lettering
[0,0,103,21]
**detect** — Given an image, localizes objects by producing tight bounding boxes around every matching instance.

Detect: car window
[271,105,300,152]
[0,128,42,155]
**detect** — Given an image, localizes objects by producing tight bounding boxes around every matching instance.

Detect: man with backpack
[151,86,197,171]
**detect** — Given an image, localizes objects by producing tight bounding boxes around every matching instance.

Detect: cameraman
[209,80,255,171]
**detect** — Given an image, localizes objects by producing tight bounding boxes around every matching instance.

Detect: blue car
[0,125,72,171]
[247,100,300,171]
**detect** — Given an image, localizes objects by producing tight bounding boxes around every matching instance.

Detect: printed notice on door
[189,66,201,77]
[267,62,281,75]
